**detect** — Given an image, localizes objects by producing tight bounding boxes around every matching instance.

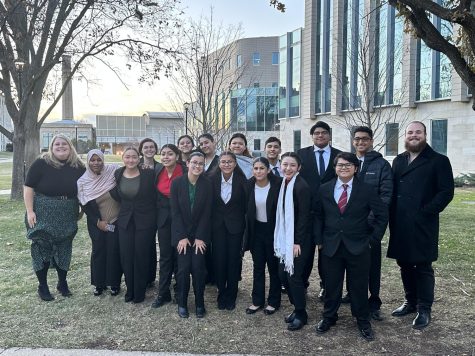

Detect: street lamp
[183,102,190,135]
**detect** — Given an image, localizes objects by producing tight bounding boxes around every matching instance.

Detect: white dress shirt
[221,173,233,204]
[333,177,353,204]
[269,160,283,177]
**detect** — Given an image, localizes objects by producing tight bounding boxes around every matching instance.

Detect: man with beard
[387,121,454,330]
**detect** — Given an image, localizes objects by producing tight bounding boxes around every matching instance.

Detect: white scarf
[274,173,298,276]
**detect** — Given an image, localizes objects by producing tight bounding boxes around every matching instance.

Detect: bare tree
[0,0,182,199]
[168,10,255,148]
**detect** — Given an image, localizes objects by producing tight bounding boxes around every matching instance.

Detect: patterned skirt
[25,194,80,272]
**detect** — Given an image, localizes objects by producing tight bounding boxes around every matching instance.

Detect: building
[0,94,13,151]
[279,0,474,175]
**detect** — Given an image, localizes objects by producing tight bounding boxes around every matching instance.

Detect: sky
[41,0,305,124]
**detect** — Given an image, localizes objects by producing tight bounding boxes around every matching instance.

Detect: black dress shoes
[318,288,325,302]
[196,306,206,318]
[110,286,120,296]
[391,302,417,317]
[151,295,172,308]
[263,306,278,315]
[287,318,306,331]
[245,305,263,314]
[359,325,374,341]
[38,285,54,301]
[370,310,383,321]
[315,319,335,334]
[412,311,431,330]
[124,294,133,303]
[178,306,189,318]
[284,312,296,323]
[93,287,104,296]
[341,293,351,304]
[57,281,72,297]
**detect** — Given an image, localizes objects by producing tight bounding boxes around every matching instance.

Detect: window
[385,123,399,156]
[293,130,301,152]
[253,82,260,88]
[271,82,278,88]
[253,52,260,65]
[315,0,333,113]
[431,119,447,155]
[254,139,261,151]
[272,52,279,65]
[237,54,242,68]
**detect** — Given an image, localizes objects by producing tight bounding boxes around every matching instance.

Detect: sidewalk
[0,349,255,356]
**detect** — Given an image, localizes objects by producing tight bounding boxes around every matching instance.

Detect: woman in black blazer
[245,157,282,315]
[171,151,212,318]
[210,151,248,311]
[112,147,157,303]
[274,152,312,331]
[151,144,186,308]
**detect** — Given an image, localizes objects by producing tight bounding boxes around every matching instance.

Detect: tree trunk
[10,119,40,200]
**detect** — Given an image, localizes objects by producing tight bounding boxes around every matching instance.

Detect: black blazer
[154,162,187,228]
[204,155,219,176]
[211,170,248,235]
[297,145,341,202]
[170,174,212,246]
[112,167,157,230]
[243,174,282,251]
[314,177,389,258]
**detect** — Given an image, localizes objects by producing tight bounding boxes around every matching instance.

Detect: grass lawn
[0,189,473,355]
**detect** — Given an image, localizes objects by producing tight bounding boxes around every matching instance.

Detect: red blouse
[157,164,183,197]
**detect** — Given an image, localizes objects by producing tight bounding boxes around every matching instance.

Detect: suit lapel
[306,146,319,177]
[182,177,193,221]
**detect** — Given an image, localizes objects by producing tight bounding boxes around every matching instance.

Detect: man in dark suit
[341,126,393,321]
[388,121,454,330]
[265,136,283,177]
[297,121,341,298]
[314,152,388,341]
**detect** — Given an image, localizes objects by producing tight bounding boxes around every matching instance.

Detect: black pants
[322,243,371,328]
[88,221,122,288]
[205,240,215,284]
[148,228,158,285]
[157,219,177,298]
[250,221,281,308]
[176,243,206,308]
[397,260,434,311]
[279,244,309,322]
[213,225,243,307]
[119,221,155,303]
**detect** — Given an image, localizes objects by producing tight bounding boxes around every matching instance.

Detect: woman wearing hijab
[228,133,253,179]
[77,149,122,296]
[274,152,311,331]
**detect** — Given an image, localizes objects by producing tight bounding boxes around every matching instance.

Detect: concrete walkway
[0,349,255,356]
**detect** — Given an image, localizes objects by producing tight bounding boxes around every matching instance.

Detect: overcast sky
[41,0,304,123]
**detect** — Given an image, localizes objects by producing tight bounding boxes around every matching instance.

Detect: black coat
[112,167,157,230]
[170,174,212,246]
[297,145,341,207]
[154,162,187,228]
[387,144,454,263]
[314,177,389,257]
[210,171,248,235]
[243,174,282,251]
[358,150,393,206]
[204,155,219,176]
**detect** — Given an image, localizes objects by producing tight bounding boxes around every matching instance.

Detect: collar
[270,160,281,169]
[336,177,353,189]
[314,144,330,153]
[221,172,233,184]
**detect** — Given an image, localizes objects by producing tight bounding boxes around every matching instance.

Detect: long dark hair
[228,133,252,158]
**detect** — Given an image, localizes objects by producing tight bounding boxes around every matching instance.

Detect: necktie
[273,167,280,176]
[359,159,363,172]
[338,184,348,214]
[318,150,325,178]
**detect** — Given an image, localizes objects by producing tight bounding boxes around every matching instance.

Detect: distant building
[0,94,13,151]
[40,119,94,152]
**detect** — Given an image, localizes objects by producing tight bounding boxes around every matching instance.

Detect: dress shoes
[315,319,336,334]
[196,306,206,318]
[318,288,325,302]
[284,312,296,323]
[359,325,374,341]
[341,293,351,304]
[178,306,189,318]
[151,295,172,308]
[412,311,431,330]
[287,318,306,331]
[124,294,133,303]
[370,310,383,321]
[93,287,104,296]
[263,306,278,316]
[391,302,417,317]
[57,281,72,297]
[281,285,287,294]
[110,286,120,296]
[38,285,54,301]
[245,305,263,314]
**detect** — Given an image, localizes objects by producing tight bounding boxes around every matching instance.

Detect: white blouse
[255,183,271,222]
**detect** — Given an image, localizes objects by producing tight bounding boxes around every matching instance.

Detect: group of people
[23,120,454,341]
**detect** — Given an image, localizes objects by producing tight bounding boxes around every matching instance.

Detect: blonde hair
[41,134,85,169]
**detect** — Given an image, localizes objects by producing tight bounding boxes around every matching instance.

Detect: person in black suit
[210,151,248,311]
[265,136,283,177]
[171,151,212,318]
[275,152,312,331]
[112,147,157,304]
[244,157,282,315]
[388,121,454,330]
[151,144,186,308]
[297,121,341,297]
[314,152,388,341]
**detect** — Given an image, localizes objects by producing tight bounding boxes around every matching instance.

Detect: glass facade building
[279,29,302,119]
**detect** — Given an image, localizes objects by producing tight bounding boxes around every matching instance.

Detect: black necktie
[359,159,363,173]
[273,167,280,176]
[318,150,325,178]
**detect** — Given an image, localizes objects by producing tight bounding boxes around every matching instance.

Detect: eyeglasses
[335,163,355,169]
[313,131,329,136]
[190,161,205,167]
[219,160,235,166]
[353,137,371,142]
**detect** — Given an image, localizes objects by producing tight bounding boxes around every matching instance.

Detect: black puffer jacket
[358,150,393,206]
